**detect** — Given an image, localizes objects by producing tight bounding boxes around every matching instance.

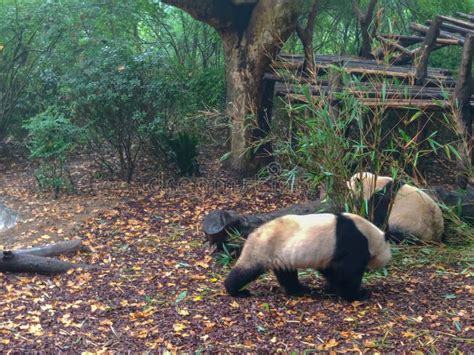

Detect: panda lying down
[224,213,391,301]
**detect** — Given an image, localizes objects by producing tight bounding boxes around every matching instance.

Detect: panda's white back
[240,214,337,271]
[276,214,337,270]
[389,185,444,242]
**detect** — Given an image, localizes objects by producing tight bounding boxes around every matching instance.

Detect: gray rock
[0,203,18,232]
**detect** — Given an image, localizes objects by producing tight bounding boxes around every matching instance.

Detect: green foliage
[166,133,200,177]
[147,117,201,177]
[188,67,225,109]
[23,107,78,197]
[275,74,462,229]
[0,1,64,141]
[215,230,246,267]
[0,0,224,180]
[65,46,163,182]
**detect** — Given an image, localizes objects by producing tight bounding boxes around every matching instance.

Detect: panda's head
[347,172,393,199]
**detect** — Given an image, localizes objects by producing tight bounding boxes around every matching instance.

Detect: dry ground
[0,147,472,352]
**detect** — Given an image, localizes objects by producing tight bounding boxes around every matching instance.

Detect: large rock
[0,203,18,232]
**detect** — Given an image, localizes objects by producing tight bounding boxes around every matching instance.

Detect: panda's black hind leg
[224,265,265,297]
[273,269,312,296]
[324,214,372,302]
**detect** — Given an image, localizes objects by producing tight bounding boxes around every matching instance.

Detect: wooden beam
[379,33,459,46]
[410,22,465,45]
[456,12,474,23]
[439,15,474,30]
[415,16,442,85]
[427,20,474,37]
[454,34,474,185]
[231,0,258,4]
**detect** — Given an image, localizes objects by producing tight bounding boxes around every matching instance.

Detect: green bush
[147,118,201,177]
[23,108,78,197]
[166,132,200,177]
[64,47,161,183]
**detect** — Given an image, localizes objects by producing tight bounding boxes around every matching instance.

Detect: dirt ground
[0,145,472,352]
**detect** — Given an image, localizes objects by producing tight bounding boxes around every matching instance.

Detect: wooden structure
[263,11,473,180]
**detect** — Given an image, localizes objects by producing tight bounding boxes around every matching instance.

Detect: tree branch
[306,0,319,34]
[295,0,319,76]
[245,0,305,66]
[161,0,235,30]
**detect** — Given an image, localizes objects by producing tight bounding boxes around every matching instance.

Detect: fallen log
[13,239,90,257]
[203,187,473,246]
[0,239,93,275]
[0,252,92,275]
[203,200,336,248]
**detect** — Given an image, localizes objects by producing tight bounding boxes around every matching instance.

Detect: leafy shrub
[64,47,161,183]
[147,118,201,177]
[166,132,200,177]
[23,108,78,197]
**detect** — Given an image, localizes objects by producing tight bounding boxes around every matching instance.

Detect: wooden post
[415,16,442,85]
[454,34,474,187]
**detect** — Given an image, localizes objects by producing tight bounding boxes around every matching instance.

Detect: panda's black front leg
[224,265,265,297]
[273,269,312,296]
[335,276,368,301]
[322,266,368,302]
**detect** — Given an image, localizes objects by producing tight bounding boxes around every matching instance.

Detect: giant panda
[347,172,444,243]
[224,213,391,302]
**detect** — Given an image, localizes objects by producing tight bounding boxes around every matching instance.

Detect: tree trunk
[222,33,265,175]
[161,0,305,176]
[352,0,378,59]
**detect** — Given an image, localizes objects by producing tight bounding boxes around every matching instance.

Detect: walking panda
[224,213,391,302]
[347,172,444,243]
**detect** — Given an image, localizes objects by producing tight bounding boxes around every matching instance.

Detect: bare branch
[296,0,318,43]
[306,0,319,35]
